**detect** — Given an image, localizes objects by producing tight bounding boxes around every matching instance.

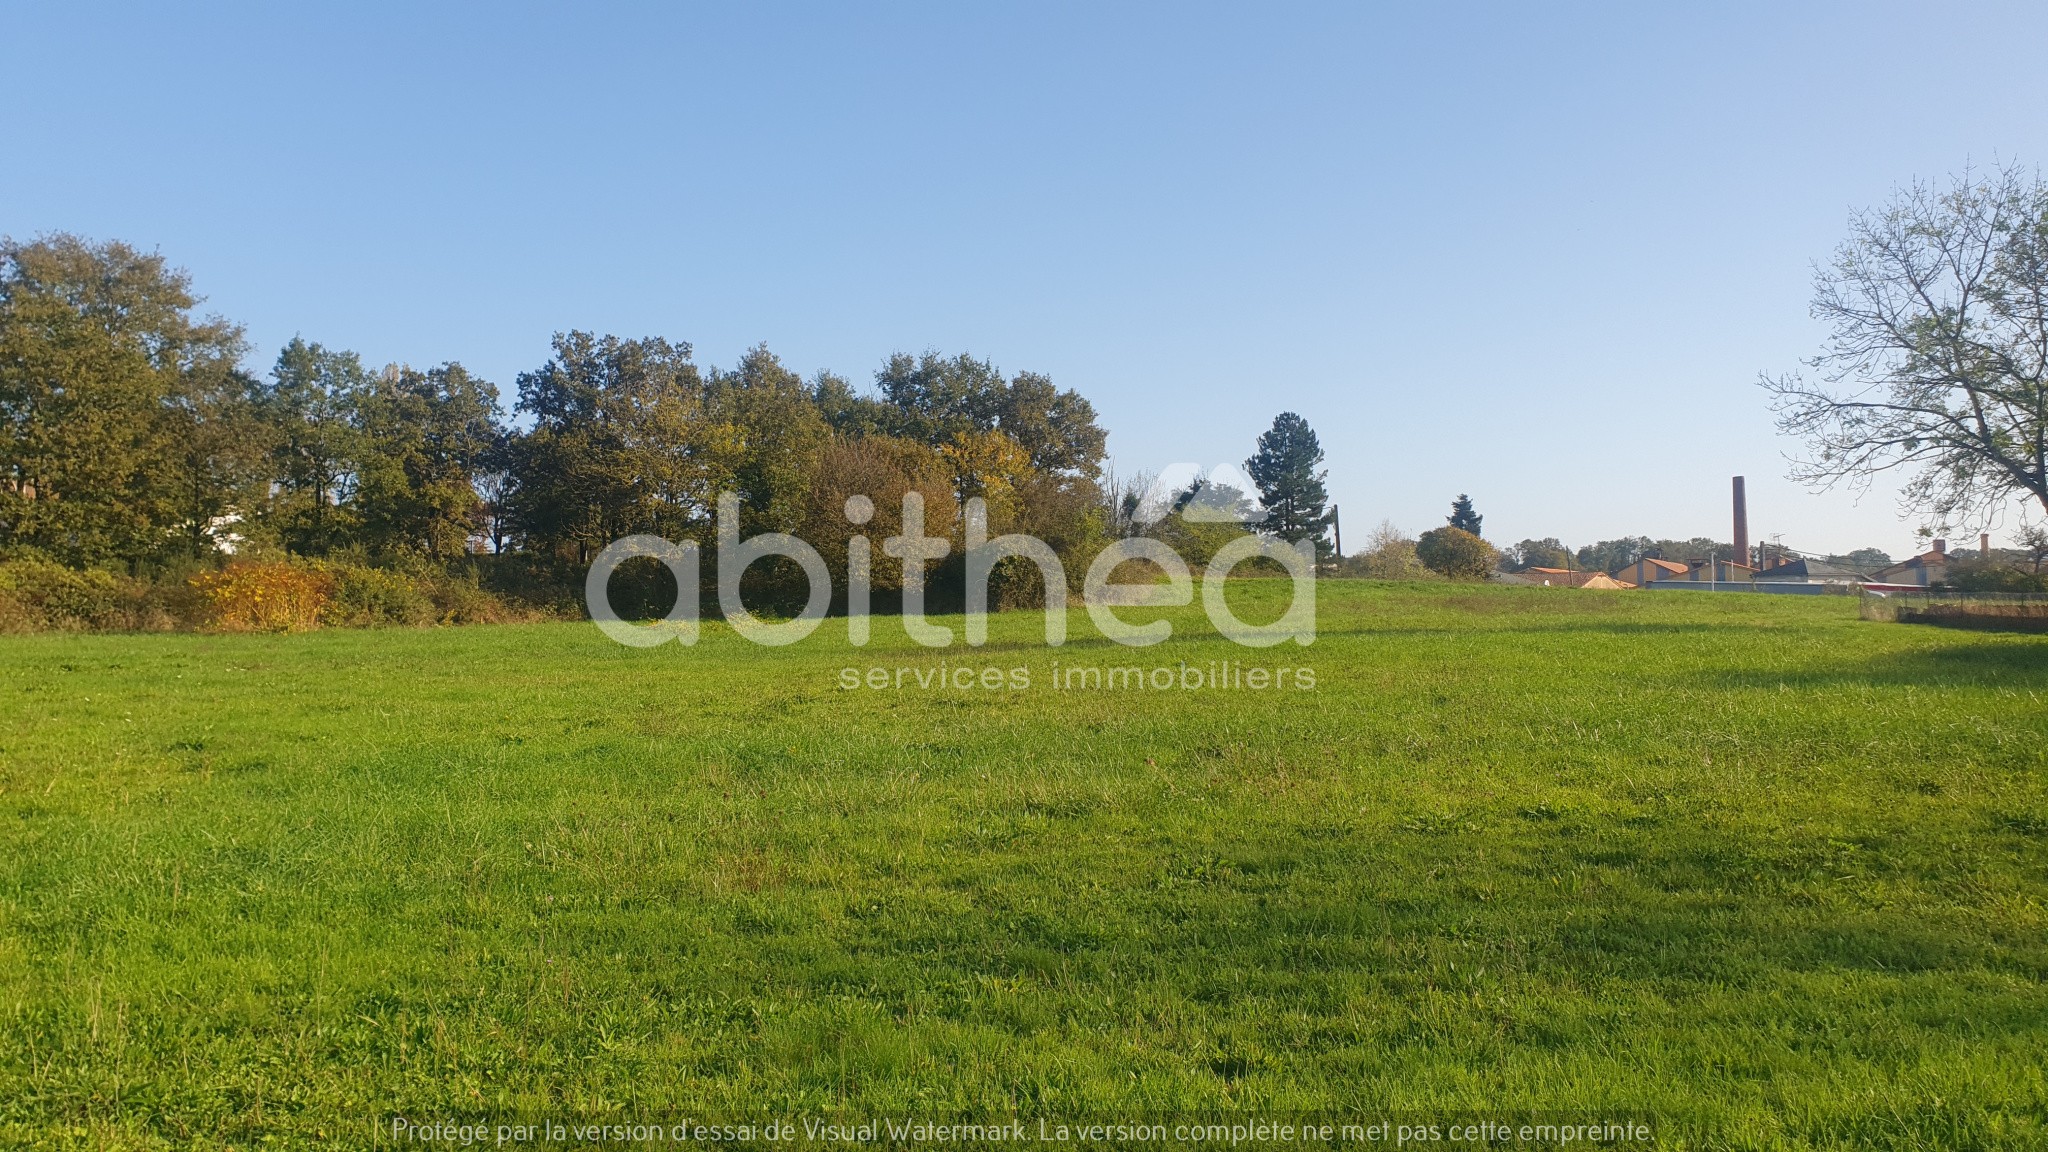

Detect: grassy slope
[0,582,2043,1149]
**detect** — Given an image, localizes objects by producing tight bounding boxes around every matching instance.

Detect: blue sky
[7,2,2046,556]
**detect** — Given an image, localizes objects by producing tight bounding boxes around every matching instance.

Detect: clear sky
[6,2,2046,557]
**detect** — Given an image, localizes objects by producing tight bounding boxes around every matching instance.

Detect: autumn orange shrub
[189,562,333,632]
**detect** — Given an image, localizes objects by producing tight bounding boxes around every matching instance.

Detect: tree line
[2,233,1349,619]
[0,235,1110,589]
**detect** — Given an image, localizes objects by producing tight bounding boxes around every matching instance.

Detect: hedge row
[0,557,553,633]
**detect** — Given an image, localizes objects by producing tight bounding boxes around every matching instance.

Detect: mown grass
[0,581,2043,1149]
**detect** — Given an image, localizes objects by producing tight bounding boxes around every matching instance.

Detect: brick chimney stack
[1732,476,1748,566]
[1982,533,1991,557]
[1932,538,1947,555]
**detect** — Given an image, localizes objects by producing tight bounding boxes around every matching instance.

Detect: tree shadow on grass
[1699,640,2048,690]
[1283,621,1732,642]
[530,797,2048,1135]
[803,809,2048,1017]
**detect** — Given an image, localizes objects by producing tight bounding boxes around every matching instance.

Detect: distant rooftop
[1755,557,1871,581]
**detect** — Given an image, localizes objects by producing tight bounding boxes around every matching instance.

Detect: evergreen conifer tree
[1447,493,1483,536]
[1244,412,1332,558]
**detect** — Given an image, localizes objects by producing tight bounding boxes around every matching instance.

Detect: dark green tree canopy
[262,337,371,555]
[873,352,1005,444]
[1172,479,1261,524]
[840,352,1107,481]
[990,370,1106,479]
[812,371,896,439]
[1245,412,1332,557]
[160,364,272,561]
[710,345,827,535]
[0,233,249,565]
[354,362,501,558]
[1416,526,1497,578]
[516,331,699,428]
[1506,537,1568,570]
[1572,536,1728,573]
[0,234,1139,590]
[508,332,714,559]
[1447,494,1482,536]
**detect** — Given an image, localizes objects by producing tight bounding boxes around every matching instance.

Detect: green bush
[1415,526,1499,579]
[1339,541,1438,581]
[1944,564,2048,593]
[426,569,525,624]
[322,565,437,627]
[0,550,551,633]
[0,556,160,631]
[321,562,535,628]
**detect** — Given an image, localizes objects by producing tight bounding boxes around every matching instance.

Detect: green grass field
[1,582,2044,1149]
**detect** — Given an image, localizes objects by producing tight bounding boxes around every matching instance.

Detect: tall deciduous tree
[711,345,827,536]
[1245,412,1332,557]
[262,337,370,555]
[872,352,1006,444]
[990,370,1107,481]
[1764,164,2048,528]
[159,364,272,560]
[507,332,731,561]
[0,234,248,566]
[354,363,501,558]
[856,352,1106,482]
[812,372,897,438]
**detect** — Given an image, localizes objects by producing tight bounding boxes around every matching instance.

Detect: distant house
[1517,566,1604,587]
[1650,559,1757,585]
[1614,557,1690,587]
[1496,567,1635,589]
[1743,556,1887,596]
[1871,541,1953,588]
[1751,557,1869,586]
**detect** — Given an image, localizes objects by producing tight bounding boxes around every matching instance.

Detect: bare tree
[1763,164,2048,530]
[2018,523,2048,575]
[1353,519,1430,580]
[1098,463,1157,537]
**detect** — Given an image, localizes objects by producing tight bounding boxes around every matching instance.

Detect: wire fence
[1861,589,2048,630]
[1645,579,1861,595]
